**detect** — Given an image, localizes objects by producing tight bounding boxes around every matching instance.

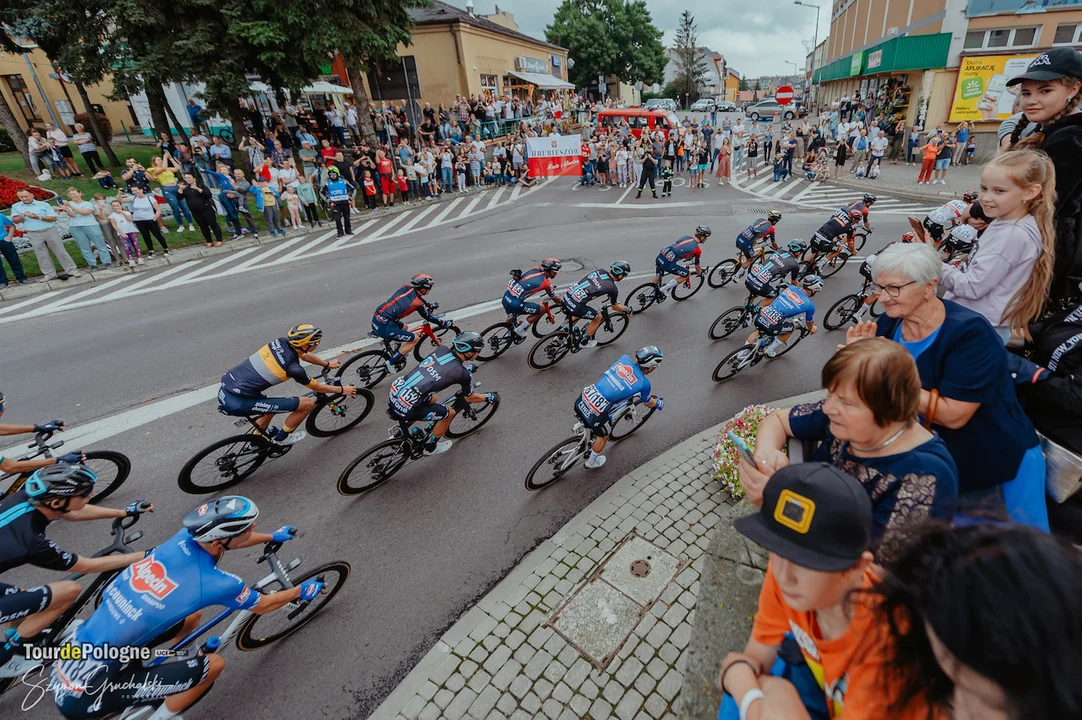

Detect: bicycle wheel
[235,561,351,650]
[337,439,411,496]
[531,312,562,338]
[870,296,885,318]
[824,294,863,330]
[413,324,459,362]
[671,271,705,301]
[853,232,868,254]
[609,404,655,441]
[624,282,659,314]
[82,451,130,504]
[524,436,585,491]
[528,331,572,370]
[445,397,500,439]
[713,346,753,383]
[218,128,235,146]
[819,253,849,279]
[708,307,748,340]
[478,322,516,361]
[178,435,270,494]
[708,260,739,288]
[305,389,375,437]
[338,349,391,390]
[766,330,806,359]
[595,312,629,346]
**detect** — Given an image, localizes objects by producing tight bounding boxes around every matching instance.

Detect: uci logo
[129,557,178,600]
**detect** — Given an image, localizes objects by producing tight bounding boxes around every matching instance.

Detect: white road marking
[265,232,337,266]
[432,197,463,225]
[322,219,378,254]
[30,276,134,313]
[486,186,507,211]
[615,185,635,205]
[0,291,63,315]
[209,237,309,278]
[458,194,485,220]
[102,263,195,299]
[157,249,258,288]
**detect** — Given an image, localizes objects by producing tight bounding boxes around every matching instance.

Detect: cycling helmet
[962,190,979,203]
[540,258,562,273]
[635,345,664,369]
[451,331,484,355]
[848,209,864,222]
[767,211,782,223]
[943,224,979,251]
[862,193,877,205]
[287,323,323,349]
[802,275,825,293]
[26,464,97,501]
[608,260,631,278]
[694,225,712,238]
[184,496,260,543]
[410,273,435,290]
[787,239,808,255]
[327,166,340,176]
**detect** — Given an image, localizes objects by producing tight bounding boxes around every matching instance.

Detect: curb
[823,176,972,204]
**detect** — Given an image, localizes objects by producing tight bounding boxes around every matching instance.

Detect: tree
[738,76,749,91]
[546,0,666,89]
[0,10,32,166]
[671,11,708,104]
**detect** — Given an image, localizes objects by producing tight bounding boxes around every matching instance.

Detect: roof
[410,1,566,52]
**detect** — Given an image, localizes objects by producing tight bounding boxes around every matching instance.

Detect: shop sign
[516,56,548,74]
[949,54,1036,122]
[849,51,864,77]
[867,50,882,71]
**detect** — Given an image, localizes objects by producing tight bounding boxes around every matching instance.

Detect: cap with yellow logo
[733,462,873,572]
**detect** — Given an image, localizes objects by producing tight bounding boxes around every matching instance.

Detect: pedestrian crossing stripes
[0,180,554,325]
[729,175,936,216]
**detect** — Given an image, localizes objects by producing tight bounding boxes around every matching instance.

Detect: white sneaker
[584,453,606,469]
[271,429,307,446]
[128,259,135,267]
[161,226,169,233]
[764,339,786,358]
[175,226,185,233]
[584,337,598,348]
[512,323,529,338]
[0,654,43,679]
[189,224,197,232]
[136,257,145,265]
[424,438,453,456]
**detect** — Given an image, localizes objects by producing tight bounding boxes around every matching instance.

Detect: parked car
[645,98,679,112]
[714,100,738,112]
[744,98,798,121]
[689,98,714,112]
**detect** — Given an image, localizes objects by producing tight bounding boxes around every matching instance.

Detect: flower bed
[711,404,777,500]
[0,174,54,211]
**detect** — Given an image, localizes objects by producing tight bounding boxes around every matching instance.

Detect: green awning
[813,33,951,82]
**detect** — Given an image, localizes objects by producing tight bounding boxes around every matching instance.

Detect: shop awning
[813,33,951,83]
[301,81,354,95]
[507,71,575,90]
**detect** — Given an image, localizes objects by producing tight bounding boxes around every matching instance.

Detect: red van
[597,108,680,140]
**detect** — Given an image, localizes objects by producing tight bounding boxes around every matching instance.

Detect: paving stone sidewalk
[826,160,981,204]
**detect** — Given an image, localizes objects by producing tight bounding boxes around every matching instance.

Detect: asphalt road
[1,179,911,719]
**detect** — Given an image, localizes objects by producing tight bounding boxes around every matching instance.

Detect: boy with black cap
[718,463,930,720]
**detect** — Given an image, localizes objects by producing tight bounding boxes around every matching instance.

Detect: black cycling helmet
[635,345,664,369]
[26,464,97,502]
[694,225,712,238]
[767,211,782,223]
[287,324,323,349]
[540,258,562,273]
[184,496,259,543]
[608,260,631,278]
[410,273,434,290]
[451,331,484,355]
[862,193,877,205]
[962,190,979,203]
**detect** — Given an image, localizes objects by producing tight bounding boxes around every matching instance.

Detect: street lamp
[794,1,821,111]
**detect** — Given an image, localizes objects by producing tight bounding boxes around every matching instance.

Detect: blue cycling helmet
[184,496,259,542]
[802,275,825,293]
[787,239,808,255]
[26,464,97,501]
[609,260,631,278]
[452,331,484,355]
[635,346,664,369]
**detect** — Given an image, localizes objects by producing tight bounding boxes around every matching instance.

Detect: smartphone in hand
[727,430,760,472]
[56,198,64,205]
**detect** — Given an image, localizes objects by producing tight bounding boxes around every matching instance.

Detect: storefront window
[480,74,498,98]
[1054,23,1078,45]
[964,31,984,49]
[1013,28,1036,46]
[964,27,1040,50]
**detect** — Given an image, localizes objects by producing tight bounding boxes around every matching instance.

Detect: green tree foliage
[738,76,749,91]
[546,0,666,89]
[671,10,708,104]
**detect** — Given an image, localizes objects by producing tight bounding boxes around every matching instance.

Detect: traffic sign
[776,86,794,105]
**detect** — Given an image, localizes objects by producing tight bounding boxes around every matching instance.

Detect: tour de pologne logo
[128,556,178,600]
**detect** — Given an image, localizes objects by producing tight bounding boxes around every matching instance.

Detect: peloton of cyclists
[651,226,711,301]
[575,346,665,469]
[745,240,805,309]
[743,275,824,360]
[563,262,632,347]
[503,258,563,338]
[735,212,782,275]
[372,274,452,371]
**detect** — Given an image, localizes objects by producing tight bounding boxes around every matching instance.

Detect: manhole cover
[600,536,680,606]
[630,559,651,577]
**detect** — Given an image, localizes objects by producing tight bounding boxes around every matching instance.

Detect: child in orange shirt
[362,170,377,210]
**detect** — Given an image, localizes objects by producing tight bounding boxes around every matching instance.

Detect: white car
[689,99,714,112]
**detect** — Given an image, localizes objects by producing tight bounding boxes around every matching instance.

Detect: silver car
[744,99,796,121]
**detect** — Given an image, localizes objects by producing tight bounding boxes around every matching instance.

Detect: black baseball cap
[1007,48,1082,86]
[733,462,872,572]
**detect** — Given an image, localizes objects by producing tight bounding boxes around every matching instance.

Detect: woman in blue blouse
[848,242,1049,529]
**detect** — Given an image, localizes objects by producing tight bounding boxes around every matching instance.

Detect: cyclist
[922,198,968,242]
[372,274,451,371]
[810,207,861,266]
[52,496,322,720]
[563,262,632,348]
[960,190,990,234]
[745,239,804,308]
[652,226,711,300]
[744,275,823,359]
[387,332,498,456]
[735,212,782,274]
[0,465,150,678]
[0,392,85,475]
[575,346,665,470]
[218,324,357,446]
[503,258,562,338]
[843,193,876,234]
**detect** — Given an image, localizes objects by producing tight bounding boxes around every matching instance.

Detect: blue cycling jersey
[503,267,554,306]
[70,528,259,650]
[759,285,816,327]
[660,237,702,264]
[564,271,619,308]
[579,354,651,421]
[737,219,776,246]
[374,284,438,324]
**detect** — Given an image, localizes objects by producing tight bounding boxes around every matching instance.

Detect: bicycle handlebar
[259,527,301,560]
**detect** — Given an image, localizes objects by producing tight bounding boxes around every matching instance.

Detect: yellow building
[724,71,740,102]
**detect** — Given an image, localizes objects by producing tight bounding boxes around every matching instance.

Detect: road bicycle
[114,531,349,720]
[623,263,705,313]
[478,299,562,361]
[524,397,655,491]
[334,314,461,390]
[712,321,812,383]
[798,229,870,280]
[336,371,499,496]
[178,371,374,494]
[1,426,130,505]
[526,305,630,371]
[708,293,765,341]
[824,276,885,330]
[707,243,772,289]
[0,505,152,696]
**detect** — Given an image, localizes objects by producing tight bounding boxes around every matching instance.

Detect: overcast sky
[443,0,826,79]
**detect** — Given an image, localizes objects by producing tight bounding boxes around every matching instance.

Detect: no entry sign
[776,86,794,105]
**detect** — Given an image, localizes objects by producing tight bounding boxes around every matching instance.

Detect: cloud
[441,0,823,77]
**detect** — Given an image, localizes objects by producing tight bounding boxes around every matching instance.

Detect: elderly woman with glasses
[847,242,1048,530]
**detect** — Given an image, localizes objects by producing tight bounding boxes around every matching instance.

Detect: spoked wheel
[708,259,739,288]
[713,346,754,383]
[853,232,868,253]
[235,561,351,650]
[671,271,705,301]
[609,404,655,441]
[595,312,629,346]
[531,312,562,338]
[625,282,660,314]
[708,307,749,340]
[83,451,131,504]
[305,389,375,437]
[824,294,863,330]
[178,435,270,494]
[413,324,460,361]
[337,439,411,496]
[478,322,516,361]
[819,253,849,278]
[528,331,572,370]
[870,297,885,317]
[446,397,500,439]
[524,436,585,491]
[338,350,392,390]
[766,330,807,359]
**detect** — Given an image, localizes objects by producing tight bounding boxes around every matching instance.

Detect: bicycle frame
[0,429,65,497]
